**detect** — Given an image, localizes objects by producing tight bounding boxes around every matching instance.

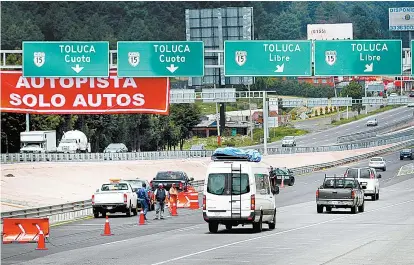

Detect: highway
[259,106,413,148]
[2,150,414,265]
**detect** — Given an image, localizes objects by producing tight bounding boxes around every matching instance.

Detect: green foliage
[319,107,323,115]
[341,81,364,114]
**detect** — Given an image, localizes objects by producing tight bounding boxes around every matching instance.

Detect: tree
[341,81,364,114]
[170,104,201,150]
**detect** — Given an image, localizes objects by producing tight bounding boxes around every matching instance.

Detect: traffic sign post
[22,41,109,77]
[411,40,414,76]
[117,41,204,77]
[224,40,312,77]
[314,40,402,76]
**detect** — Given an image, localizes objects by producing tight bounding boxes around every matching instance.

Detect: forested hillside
[1,1,410,153]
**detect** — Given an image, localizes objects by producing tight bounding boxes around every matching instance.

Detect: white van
[345,167,381,201]
[202,156,279,233]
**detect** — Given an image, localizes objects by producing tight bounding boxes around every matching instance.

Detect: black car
[271,167,295,186]
[400,149,414,160]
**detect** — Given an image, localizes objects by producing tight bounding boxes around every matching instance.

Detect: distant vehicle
[400,149,414,160]
[389,93,398,97]
[344,167,381,201]
[366,118,378,126]
[203,150,279,233]
[190,144,205,151]
[150,171,194,192]
[20,131,56,154]
[409,93,414,98]
[57,130,91,153]
[271,167,295,186]
[368,157,387,171]
[407,102,414,107]
[92,180,138,218]
[281,136,296,147]
[316,175,365,214]
[122,179,155,211]
[104,143,128,153]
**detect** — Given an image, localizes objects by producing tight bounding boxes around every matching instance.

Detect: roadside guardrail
[1,135,413,164]
[2,139,413,225]
[337,116,414,143]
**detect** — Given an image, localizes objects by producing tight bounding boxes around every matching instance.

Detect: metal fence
[2,139,413,225]
[1,135,413,164]
[337,117,414,143]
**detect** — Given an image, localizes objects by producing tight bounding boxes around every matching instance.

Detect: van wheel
[371,194,376,201]
[376,192,379,200]
[132,207,138,216]
[358,201,365,212]
[101,211,106,218]
[208,222,219,233]
[317,205,323,213]
[268,211,276,230]
[253,215,263,233]
[225,224,232,230]
[93,211,99,218]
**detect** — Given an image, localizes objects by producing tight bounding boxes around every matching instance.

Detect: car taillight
[92,195,95,205]
[250,194,255,210]
[179,182,183,190]
[351,191,355,199]
[149,181,153,188]
[203,195,206,210]
[123,193,127,204]
[344,172,348,177]
[370,173,374,179]
[316,190,319,198]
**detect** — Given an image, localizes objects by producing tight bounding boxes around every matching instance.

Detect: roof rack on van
[211,147,262,162]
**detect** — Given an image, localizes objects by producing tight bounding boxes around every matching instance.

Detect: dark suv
[400,149,414,160]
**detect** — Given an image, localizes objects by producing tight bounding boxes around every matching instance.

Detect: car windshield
[370,158,383,162]
[401,149,411,152]
[324,179,356,189]
[61,139,76,143]
[283,136,294,140]
[122,180,144,188]
[101,183,129,191]
[207,173,250,195]
[155,172,184,180]
[106,143,124,150]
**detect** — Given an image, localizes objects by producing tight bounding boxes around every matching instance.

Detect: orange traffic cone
[36,230,47,250]
[101,216,113,236]
[139,210,145,225]
[280,178,284,188]
[171,201,178,216]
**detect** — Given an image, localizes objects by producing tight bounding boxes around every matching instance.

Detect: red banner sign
[0,71,170,114]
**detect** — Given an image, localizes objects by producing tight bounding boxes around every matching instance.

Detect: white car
[92,180,138,218]
[203,152,279,233]
[345,167,381,201]
[366,118,378,126]
[368,157,386,171]
[282,136,296,147]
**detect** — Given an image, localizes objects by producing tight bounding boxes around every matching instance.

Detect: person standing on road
[154,184,168,220]
[169,183,179,213]
[138,183,149,220]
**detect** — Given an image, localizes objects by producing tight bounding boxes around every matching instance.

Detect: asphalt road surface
[252,106,413,149]
[3,150,414,265]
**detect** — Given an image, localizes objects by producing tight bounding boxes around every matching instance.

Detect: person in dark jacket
[137,183,150,220]
[154,183,168,220]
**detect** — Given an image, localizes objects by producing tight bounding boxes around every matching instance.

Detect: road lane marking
[149,199,414,265]
[397,163,414,177]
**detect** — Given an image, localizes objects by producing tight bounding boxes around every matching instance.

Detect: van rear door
[205,172,251,218]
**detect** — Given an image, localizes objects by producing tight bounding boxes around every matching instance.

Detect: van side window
[255,174,270,194]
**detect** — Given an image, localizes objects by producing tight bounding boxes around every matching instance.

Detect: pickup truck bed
[316,177,365,214]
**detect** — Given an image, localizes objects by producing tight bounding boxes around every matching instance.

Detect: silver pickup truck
[316,175,365,214]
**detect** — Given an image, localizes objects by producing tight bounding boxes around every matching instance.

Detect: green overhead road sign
[23,41,109,77]
[117,41,204,77]
[224,40,312,77]
[314,40,402,76]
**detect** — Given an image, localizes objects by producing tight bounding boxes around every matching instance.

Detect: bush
[319,107,324,115]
